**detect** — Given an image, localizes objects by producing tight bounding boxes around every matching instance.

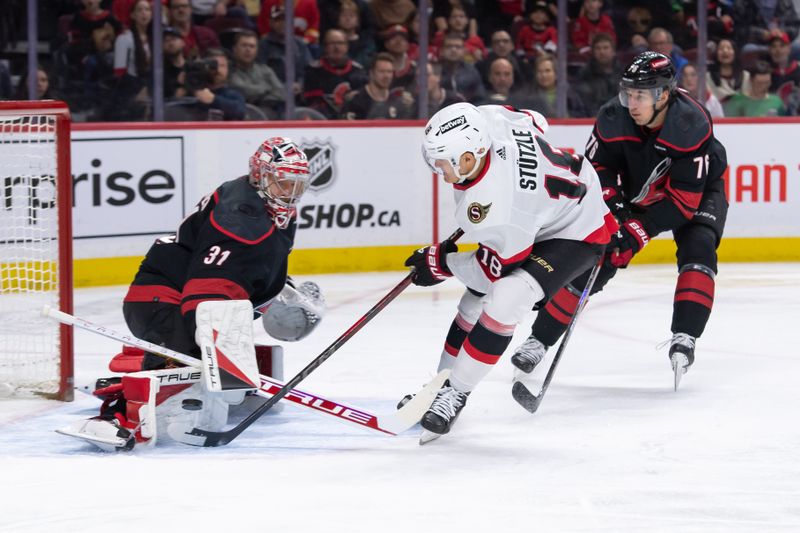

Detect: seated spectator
[432,1,478,37]
[479,57,538,108]
[575,32,623,116]
[734,0,800,56]
[68,0,122,65]
[257,6,313,89]
[769,30,800,96]
[228,30,284,118]
[475,29,528,90]
[381,25,416,91]
[186,48,246,120]
[342,52,414,119]
[679,62,724,118]
[15,68,58,100]
[82,22,117,117]
[338,0,376,66]
[0,62,12,99]
[707,37,751,103]
[431,5,486,63]
[724,61,786,117]
[302,28,368,118]
[620,5,652,53]
[113,0,152,78]
[163,27,187,98]
[369,0,416,32]
[168,0,220,60]
[257,0,320,48]
[475,0,524,43]
[529,53,588,117]
[319,0,376,44]
[421,61,464,117]
[648,27,688,80]
[438,33,485,103]
[570,0,616,57]
[515,1,557,59]
[681,0,734,45]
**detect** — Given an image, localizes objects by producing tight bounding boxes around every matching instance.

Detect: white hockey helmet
[422,102,490,183]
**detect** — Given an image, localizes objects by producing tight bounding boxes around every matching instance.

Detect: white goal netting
[0,111,69,398]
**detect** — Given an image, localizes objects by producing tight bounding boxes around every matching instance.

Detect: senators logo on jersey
[467,201,492,223]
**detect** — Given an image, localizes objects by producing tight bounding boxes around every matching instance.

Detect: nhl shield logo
[467,201,492,223]
[301,140,336,191]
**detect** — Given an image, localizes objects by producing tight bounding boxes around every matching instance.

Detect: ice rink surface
[1,263,799,532]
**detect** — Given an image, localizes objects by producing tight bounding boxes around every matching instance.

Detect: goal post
[0,100,74,401]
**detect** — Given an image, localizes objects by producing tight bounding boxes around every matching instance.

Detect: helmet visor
[618,85,662,108]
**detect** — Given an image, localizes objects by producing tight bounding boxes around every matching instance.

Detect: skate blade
[671,353,689,391]
[419,429,443,445]
[55,427,128,452]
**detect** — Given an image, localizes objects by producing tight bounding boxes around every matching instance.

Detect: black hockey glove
[602,186,633,223]
[405,240,458,286]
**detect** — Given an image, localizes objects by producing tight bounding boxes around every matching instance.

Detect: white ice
[1,264,799,532]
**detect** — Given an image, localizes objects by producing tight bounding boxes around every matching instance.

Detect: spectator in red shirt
[258,0,320,46]
[68,0,122,65]
[570,0,616,57]
[431,5,487,63]
[167,0,220,60]
[515,1,557,59]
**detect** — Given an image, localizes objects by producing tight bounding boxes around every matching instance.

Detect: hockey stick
[173,228,466,447]
[511,254,604,413]
[43,306,449,438]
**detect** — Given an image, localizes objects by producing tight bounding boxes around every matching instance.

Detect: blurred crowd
[2,0,800,120]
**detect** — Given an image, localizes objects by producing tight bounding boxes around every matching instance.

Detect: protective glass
[618,86,662,108]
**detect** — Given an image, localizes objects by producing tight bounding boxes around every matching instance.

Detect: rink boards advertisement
[65,119,799,285]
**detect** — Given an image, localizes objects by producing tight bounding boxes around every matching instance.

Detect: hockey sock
[438,313,473,371]
[449,312,514,392]
[531,286,580,348]
[672,265,715,337]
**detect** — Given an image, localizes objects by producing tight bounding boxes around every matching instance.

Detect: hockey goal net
[0,101,73,401]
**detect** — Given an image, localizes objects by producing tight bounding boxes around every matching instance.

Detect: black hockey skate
[420,380,470,435]
[510,335,547,374]
[668,333,696,391]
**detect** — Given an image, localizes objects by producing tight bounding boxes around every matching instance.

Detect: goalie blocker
[58,301,285,451]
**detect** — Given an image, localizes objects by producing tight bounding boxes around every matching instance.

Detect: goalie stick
[171,228,466,447]
[511,255,604,413]
[43,306,449,438]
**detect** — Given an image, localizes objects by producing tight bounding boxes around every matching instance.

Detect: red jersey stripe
[462,338,502,365]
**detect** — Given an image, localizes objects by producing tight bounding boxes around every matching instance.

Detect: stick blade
[380,369,450,435]
[166,423,231,447]
[511,380,542,413]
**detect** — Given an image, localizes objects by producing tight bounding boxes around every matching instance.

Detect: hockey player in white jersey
[405,102,618,438]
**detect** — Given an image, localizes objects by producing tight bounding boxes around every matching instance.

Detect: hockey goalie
[57,138,326,451]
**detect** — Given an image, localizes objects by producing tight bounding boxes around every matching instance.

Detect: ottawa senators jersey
[125,176,295,324]
[445,105,617,293]
[587,89,728,235]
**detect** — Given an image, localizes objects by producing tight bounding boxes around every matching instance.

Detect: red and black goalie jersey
[126,176,295,325]
[587,89,728,236]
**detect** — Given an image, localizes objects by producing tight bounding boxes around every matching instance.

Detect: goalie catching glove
[405,240,458,286]
[262,279,326,342]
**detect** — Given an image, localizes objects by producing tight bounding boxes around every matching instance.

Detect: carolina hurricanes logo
[467,202,492,223]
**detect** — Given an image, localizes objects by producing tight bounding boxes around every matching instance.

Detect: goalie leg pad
[262,281,326,342]
[196,300,260,392]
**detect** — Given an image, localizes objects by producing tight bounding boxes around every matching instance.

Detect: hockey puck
[182,399,203,411]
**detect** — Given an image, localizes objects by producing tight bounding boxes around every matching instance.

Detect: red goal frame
[0,100,74,401]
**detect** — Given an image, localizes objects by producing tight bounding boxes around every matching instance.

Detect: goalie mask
[249,137,310,229]
[422,102,490,184]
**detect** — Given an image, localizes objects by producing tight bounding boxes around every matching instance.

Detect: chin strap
[645,91,672,127]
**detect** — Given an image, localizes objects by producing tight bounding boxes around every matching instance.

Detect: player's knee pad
[677,225,719,273]
[456,288,483,326]
[484,270,545,326]
[262,281,326,342]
